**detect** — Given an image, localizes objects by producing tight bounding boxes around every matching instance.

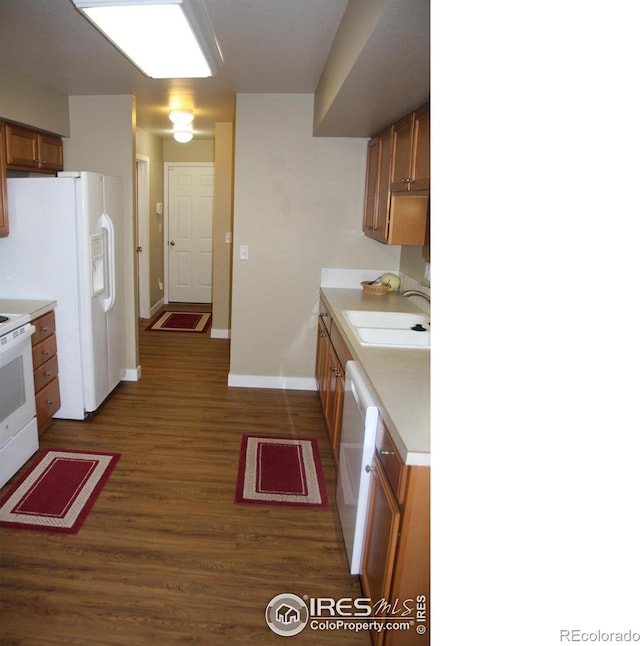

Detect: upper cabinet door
[38,133,64,172]
[4,122,63,173]
[410,103,430,192]
[390,114,414,192]
[4,123,39,169]
[390,103,430,193]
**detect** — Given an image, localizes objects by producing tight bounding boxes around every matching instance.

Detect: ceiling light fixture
[169,110,194,126]
[71,0,224,79]
[173,126,194,143]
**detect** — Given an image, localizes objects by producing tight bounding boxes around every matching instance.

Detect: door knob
[170,240,175,246]
[136,246,142,253]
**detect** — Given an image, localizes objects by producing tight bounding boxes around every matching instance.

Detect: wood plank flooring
[0,308,369,645]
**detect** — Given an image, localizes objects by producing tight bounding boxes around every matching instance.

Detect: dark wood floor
[0,307,369,645]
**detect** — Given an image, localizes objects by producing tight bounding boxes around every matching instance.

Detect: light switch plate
[239,245,249,260]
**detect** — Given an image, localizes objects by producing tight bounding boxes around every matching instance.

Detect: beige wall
[0,64,70,136]
[212,123,234,335]
[400,245,429,283]
[64,95,139,378]
[162,139,214,163]
[229,93,400,388]
[136,128,165,309]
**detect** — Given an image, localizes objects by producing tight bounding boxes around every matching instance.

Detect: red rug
[147,311,211,332]
[0,449,120,534]
[235,435,328,508]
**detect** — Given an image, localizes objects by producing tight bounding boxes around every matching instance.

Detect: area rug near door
[235,435,328,508]
[147,311,211,332]
[0,449,120,534]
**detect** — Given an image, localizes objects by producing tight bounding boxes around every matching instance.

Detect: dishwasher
[336,360,379,575]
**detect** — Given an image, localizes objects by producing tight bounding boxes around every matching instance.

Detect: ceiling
[0,0,429,140]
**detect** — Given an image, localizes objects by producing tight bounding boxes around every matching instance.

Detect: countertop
[320,288,430,466]
[0,298,57,320]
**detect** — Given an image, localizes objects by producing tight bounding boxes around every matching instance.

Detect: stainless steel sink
[343,310,430,349]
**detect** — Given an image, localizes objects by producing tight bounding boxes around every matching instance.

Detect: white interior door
[167,164,214,303]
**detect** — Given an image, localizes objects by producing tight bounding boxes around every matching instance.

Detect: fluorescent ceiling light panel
[72,0,223,78]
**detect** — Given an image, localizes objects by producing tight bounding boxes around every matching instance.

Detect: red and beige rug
[235,435,328,508]
[0,449,120,534]
[147,311,211,332]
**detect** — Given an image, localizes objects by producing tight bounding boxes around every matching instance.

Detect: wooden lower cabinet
[315,296,351,464]
[361,420,430,645]
[30,310,61,432]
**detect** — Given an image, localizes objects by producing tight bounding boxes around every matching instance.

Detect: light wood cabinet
[4,123,63,172]
[363,104,429,246]
[31,310,61,433]
[361,419,430,645]
[0,125,7,238]
[363,127,393,243]
[390,103,430,193]
[315,295,351,464]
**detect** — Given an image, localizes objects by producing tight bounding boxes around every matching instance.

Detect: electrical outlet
[239,245,249,260]
[158,280,163,291]
[225,232,232,244]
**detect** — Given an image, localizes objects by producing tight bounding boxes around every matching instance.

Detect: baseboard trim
[227,374,317,391]
[211,328,230,339]
[150,299,164,318]
[123,366,141,382]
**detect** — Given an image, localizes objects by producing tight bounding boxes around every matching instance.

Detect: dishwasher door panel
[337,361,379,575]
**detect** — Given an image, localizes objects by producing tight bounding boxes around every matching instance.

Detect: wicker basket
[361,281,395,295]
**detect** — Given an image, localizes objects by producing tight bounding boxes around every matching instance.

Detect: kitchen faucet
[402,290,430,302]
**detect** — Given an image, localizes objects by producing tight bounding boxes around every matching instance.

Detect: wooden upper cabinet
[0,125,8,238]
[363,127,393,243]
[390,103,430,192]
[4,123,63,173]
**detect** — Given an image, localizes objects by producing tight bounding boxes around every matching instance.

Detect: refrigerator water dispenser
[91,233,105,296]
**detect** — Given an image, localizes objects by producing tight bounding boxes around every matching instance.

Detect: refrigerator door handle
[99,213,117,312]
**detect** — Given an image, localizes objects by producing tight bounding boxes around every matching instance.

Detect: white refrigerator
[0,172,126,419]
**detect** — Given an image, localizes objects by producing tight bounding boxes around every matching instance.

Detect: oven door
[0,324,36,447]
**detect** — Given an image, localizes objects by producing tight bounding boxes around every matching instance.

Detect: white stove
[0,312,31,337]
[0,311,38,489]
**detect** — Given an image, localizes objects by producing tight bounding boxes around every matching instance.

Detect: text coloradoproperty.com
[560,630,640,642]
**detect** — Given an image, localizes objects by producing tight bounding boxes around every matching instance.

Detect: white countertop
[0,298,57,320]
[320,288,430,466]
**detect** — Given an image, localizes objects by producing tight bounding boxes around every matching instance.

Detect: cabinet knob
[42,350,50,356]
[44,371,52,377]
[380,450,395,456]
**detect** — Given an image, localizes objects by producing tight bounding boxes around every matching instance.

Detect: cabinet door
[390,114,414,192]
[4,123,39,169]
[315,318,330,408]
[0,125,8,237]
[410,104,430,192]
[363,137,379,234]
[38,133,64,171]
[361,454,401,614]
[325,342,344,455]
[373,128,393,242]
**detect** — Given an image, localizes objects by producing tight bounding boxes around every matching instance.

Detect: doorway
[136,155,150,318]
[164,163,215,303]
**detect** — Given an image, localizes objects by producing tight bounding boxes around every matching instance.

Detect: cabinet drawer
[31,310,56,344]
[376,419,407,504]
[33,355,58,392]
[32,334,57,370]
[36,377,61,429]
